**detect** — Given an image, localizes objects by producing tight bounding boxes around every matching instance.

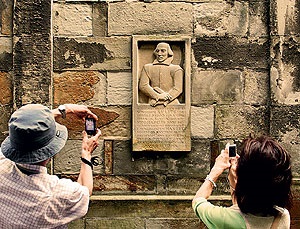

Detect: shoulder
[193,198,246,229]
[169,64,183,72]
[56,178,89,195]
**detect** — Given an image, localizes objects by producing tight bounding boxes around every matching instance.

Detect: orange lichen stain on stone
[53,71,100,105]
[0,72,12,105]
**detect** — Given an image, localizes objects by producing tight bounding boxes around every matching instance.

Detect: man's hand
[81,129,102,159]
[65,104,98,121]
[157,92,172,101]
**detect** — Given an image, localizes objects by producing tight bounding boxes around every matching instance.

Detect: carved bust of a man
[139,42,184,107]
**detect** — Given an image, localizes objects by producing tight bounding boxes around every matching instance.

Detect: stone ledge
[90,195,232,201]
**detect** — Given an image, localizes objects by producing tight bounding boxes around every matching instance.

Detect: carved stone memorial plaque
[132,36,191,151]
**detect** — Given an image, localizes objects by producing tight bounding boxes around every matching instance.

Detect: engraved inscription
[134,106,189,151]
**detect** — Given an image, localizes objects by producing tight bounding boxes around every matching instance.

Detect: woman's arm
[192,145,231,205]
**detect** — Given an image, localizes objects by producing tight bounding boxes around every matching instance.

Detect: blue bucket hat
[1,104,68,164]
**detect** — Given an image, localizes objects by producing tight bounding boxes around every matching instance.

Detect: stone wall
[0,0,300,228]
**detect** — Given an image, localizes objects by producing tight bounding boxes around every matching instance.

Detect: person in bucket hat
[0,104,102,228]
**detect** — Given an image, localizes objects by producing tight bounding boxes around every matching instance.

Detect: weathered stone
[215,105,269,139]
[92,175,156,194]
[98,106,131,138]
[270,36,300,105]
[52,3,93,36]
[194,1,248,36]
[244,70,269,105]
[55,106,120,139]
[192,37,269,69]
[53,71,104,106]
[13,0,52,107]
[103,140,112,175]
[67,219,85,229]
[108,2,193,35]
[0,37,12,71]
[86,218,145,229]
[0,72,12,105]
[113,140,155,175]
[87,199,197,218]
[270,105,300,176]
[166,176,205,195]
[192,69,243,105]
[53,36,131,71]
[191,106,214,138]
[92,2,108,37]
[53,139,104,174]
[270,0,300,36]
[0,0,13,35]
[146,218,204,229]
[249,0,268,37]
[14,0,51,36]
[13,34,52,107]
[107,72,132,105]
[0,104,11,143]
[176,139,210,175]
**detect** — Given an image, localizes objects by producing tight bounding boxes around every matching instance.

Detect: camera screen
[229,145,236,157]
[86,119,95,130]
[85,118,96,135]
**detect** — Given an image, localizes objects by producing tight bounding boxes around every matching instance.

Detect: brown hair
[235,135,293,215]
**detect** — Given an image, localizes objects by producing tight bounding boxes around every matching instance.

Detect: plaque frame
[132,35,191,152]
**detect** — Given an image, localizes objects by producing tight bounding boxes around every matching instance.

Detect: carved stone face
[154,43,169,62]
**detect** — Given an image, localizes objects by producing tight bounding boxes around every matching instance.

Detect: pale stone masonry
[1,0,300,228]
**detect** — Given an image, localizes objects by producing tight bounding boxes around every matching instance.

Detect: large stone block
[87,199,196,218]
[270,0,300,36]
[113,140,155,175]
[100,106,131,138]
[0,0,13,35]
[191,106,214,138]
[244,69,269,105]
[0,104,11,143]
[13,35,52,107]
[192,37,269,69]
[14,0,51,36]
[194,1,248,36]
[166,176,205,195]
[270,105,300,176]
[86,218,144,229]
[107,72,132,105]
[215,105,269,139]
[0,37,12,71]
[271,36,300,105]
[53,139,104,174]
[0,72,12,105]
[108,2,193,35]
[146,218,204,229]
[249,0,268,37]
[114,139,210,177]
[52,3,93,36]
[53,36,131,71]
[67,218,85,229]
[192,69,243,105]
[92,2,108,37]
[92,175,156,194]
[53,71,104,106]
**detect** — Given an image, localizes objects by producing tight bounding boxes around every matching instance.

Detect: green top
[193,197,246,229]
[193,197,290,229]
